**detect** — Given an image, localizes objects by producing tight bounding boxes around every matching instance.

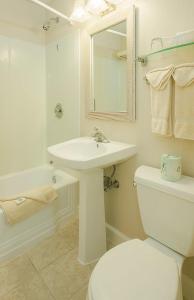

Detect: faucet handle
[94,127,100,132]
[92,127,110,143]
[92,127,102,136]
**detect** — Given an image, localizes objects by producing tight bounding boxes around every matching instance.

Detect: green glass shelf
[147,41,194,57]
[137,41,194,64]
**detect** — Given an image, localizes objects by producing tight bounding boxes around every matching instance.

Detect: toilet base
[145,238,185,274]
[145,238,185,300]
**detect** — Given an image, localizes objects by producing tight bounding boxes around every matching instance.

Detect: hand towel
[173,63,194,140]
[146,65,174,136]
[0,185,58,225]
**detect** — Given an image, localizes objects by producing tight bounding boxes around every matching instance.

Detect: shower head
[43,23,50,31]
[42,17,59,31]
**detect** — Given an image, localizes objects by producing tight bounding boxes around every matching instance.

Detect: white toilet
[88,166,194,300]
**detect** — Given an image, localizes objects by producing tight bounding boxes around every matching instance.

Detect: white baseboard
[182,274,194,300]
[106,223,130,246]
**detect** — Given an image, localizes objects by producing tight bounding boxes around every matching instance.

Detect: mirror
[86,7,136,121]
[92,21,127,113]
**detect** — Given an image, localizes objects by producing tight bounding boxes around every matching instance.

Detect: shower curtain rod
[29,0,71,22]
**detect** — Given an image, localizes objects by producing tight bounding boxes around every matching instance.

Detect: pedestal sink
[48,137,136,264]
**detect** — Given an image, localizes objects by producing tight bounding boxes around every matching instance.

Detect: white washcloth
[146,65,174,136]
[173,63,194,140]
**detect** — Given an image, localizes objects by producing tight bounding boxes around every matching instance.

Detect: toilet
[88,165,194,300]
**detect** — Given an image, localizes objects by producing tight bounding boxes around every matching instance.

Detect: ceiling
[0,0,74,30]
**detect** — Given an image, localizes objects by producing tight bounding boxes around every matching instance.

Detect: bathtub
[0,165,78,261]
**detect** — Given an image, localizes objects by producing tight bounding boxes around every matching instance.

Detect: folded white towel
[173,63,194,87]
[0,185,58,225]
[146,65,174,136]
[173,63,194,140]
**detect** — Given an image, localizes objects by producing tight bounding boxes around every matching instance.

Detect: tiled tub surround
[0,34,46,176]
[0,19,80,177]
[0,217,94,300]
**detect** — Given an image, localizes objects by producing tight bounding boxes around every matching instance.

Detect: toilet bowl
[88,239,183,300]
[88,166,194,300]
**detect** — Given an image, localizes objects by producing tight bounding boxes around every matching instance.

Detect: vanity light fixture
[106,0,124,4]
[70,0,128,23]
[86,0,110,15]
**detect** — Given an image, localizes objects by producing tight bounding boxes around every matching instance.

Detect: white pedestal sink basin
[48,137,136,264]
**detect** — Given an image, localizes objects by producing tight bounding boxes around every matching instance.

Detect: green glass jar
[161,154,182,182]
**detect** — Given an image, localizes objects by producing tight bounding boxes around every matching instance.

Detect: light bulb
[107,0,132,6]
[70,0,90,23]
[106,0,123,4]
[86,0,109,15]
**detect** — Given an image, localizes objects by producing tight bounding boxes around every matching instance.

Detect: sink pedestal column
[78,168,107,265]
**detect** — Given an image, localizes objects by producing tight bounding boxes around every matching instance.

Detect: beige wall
[80,0,194,282]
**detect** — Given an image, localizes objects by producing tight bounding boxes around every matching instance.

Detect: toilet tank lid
[135,166,194,203]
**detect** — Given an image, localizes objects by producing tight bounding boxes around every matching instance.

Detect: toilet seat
[88,239,181,300]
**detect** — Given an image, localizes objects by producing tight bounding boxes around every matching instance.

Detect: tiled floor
[0,217,95,300]
[0,219,189,300]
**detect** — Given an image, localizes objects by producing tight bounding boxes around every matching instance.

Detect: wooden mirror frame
[84,6,136,122]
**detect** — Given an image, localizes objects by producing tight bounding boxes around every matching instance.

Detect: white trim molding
[0,197,76,262]
[106,222,130,245]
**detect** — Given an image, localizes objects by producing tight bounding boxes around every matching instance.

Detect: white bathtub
[0,165,78,261]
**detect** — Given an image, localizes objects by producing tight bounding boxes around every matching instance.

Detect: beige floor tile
[1,273,54,300]
[88,261,98,273]
[0,255,36,297]
[56,215,79,234]
[28,219,78,270]
[0,286,26,300]
[107,240,115,250]
[58,217,79,247]
[40,248,91,300]
[71,285,88,300]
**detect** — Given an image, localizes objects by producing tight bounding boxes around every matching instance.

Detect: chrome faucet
[92,127,110,143]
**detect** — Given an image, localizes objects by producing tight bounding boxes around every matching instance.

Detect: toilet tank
[135,166,194,257]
